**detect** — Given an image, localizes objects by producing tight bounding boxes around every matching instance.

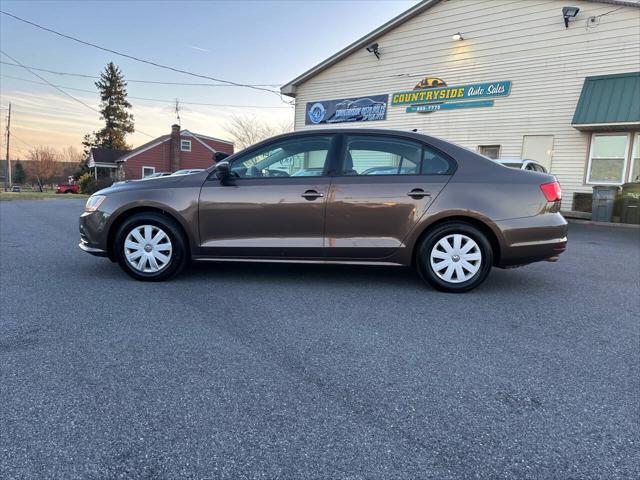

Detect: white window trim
[586,132,631,185]
[142,166,155,177]
[180,139,192,152]
[628,132,640,182]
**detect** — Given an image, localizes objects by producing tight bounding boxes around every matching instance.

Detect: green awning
[572,72,640,131]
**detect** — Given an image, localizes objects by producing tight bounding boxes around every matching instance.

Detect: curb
[567,218,640,229]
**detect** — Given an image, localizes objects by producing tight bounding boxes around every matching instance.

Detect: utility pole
[3,103,11,191]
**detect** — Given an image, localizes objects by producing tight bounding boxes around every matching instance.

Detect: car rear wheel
[417,222,493,293]
[114,213,188,281]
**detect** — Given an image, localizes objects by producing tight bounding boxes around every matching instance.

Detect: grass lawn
[0,191,90,201]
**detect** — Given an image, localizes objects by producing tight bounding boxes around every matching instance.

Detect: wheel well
[106,206,190,261]
[412,216,502,266]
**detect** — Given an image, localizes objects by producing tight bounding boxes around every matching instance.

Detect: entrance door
[324,134,454,259]
[522,135,554,172]
[198,134,336,258]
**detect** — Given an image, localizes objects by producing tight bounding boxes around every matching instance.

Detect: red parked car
[56,184,79,194]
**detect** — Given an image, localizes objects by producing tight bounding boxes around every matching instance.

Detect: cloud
[187,45,210,53]
[1,87,293,157]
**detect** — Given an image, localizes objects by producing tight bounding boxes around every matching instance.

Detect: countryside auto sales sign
[306,95,388,125]
[392,79,512,113]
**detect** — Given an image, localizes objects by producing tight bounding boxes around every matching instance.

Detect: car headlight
[85,195,106,212]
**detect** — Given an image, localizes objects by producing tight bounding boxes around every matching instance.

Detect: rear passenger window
[422,146,454,175]
[342,136,422,175]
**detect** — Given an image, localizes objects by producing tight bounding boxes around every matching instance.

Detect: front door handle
[407,188,431,199]
[302,190,324,200]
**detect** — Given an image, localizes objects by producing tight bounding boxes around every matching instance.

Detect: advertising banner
[391,81,512,106]
[305,95,388,125]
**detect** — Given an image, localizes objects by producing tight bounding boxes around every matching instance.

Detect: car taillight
[540,181,561,202]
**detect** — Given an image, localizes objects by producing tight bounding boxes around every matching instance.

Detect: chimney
[170,124,181,172]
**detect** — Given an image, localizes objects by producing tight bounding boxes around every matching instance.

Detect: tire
[416,222,493,293]
[114,212,188,281]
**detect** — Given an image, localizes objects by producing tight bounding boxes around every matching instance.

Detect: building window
[587,134,629,184]
[180,140,192,152]
[142,166,155,177]
[478,145,501,159]
[629,133,640,182]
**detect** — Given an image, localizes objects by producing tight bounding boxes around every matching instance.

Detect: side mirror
[215,161,232,185]
[214,151,230,162]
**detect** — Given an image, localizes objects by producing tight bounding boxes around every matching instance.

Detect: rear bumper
[496,213,568,267]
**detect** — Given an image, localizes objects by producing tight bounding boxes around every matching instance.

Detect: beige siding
[292,0,640,210]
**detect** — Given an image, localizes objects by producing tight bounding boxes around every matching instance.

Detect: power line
[1,50,99,113]
[1,50,156,139]
[0,10,284,98]
[0,60,282,87]
[1,74,293,108]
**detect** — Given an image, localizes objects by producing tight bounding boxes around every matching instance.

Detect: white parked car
[172,169,205,176]
[495,159,548,173]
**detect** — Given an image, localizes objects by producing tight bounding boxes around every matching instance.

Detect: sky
[0,0,417,159]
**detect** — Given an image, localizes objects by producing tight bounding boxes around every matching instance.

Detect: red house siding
[122,135,234,180]
[123,142,171,180]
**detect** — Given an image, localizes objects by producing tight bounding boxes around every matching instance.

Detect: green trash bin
[620,182,640,225]
[591,186,619,222]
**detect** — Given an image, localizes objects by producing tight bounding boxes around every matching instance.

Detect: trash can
[620,182,640,225]
[591,186,619,222]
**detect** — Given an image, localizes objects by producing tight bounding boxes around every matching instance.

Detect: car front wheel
[417,222,493,293]
[114,213,188,281]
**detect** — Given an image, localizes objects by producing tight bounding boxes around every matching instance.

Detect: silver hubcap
[124,225,172,273]
[430,234,482,284]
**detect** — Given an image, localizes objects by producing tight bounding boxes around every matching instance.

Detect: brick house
[87,125,234,180]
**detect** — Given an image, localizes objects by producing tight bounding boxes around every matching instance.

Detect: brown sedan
[79,129,567,292]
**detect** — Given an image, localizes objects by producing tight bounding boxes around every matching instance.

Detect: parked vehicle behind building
[79,129,567,292]
[495,159,548,173]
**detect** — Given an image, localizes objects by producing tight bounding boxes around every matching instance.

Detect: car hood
[96,172,205,196]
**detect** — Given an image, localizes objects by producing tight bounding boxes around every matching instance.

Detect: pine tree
[77,62,135,177]
[13,160,26,184]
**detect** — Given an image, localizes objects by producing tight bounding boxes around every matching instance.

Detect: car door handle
[301,190,324,200]
[407,188,431,199]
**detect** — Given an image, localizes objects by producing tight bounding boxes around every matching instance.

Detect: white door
[522,135,554,172]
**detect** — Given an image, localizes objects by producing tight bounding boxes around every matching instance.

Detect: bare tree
[224,115,293,151]
[26,147,62,191]
[62,146,84,164]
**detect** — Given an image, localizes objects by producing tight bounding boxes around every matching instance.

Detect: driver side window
[231,136,332,178]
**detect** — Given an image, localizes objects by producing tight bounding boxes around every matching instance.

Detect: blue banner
[306,95,388,125]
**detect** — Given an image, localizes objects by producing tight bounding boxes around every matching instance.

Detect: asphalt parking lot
[1,199,638,479]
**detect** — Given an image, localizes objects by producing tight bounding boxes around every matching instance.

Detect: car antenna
[411,128,418,132]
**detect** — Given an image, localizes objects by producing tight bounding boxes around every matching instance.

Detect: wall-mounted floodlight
[451,32,464,41]
[366,43,380,59]
[562,6,580,28]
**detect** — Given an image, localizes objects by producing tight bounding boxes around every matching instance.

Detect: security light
[451,32,464,41]
[562,6,580,28]
[366,43,380,59]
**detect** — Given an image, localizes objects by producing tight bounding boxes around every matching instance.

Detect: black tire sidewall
[115,213,187,281]
[417,223,493,293]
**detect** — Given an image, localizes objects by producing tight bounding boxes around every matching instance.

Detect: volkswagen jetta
[79,129,567,292]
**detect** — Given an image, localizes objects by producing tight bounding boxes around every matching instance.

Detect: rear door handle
[302,190,324,200]
[407,188,431,199]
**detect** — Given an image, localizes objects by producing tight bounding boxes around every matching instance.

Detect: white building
[281,0,640,213]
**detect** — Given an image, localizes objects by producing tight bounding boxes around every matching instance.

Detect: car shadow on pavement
[177,260,555,294]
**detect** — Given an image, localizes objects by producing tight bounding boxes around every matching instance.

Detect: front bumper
[496,213,568,267]
[79,210,110,258]
[79,240,108,257]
